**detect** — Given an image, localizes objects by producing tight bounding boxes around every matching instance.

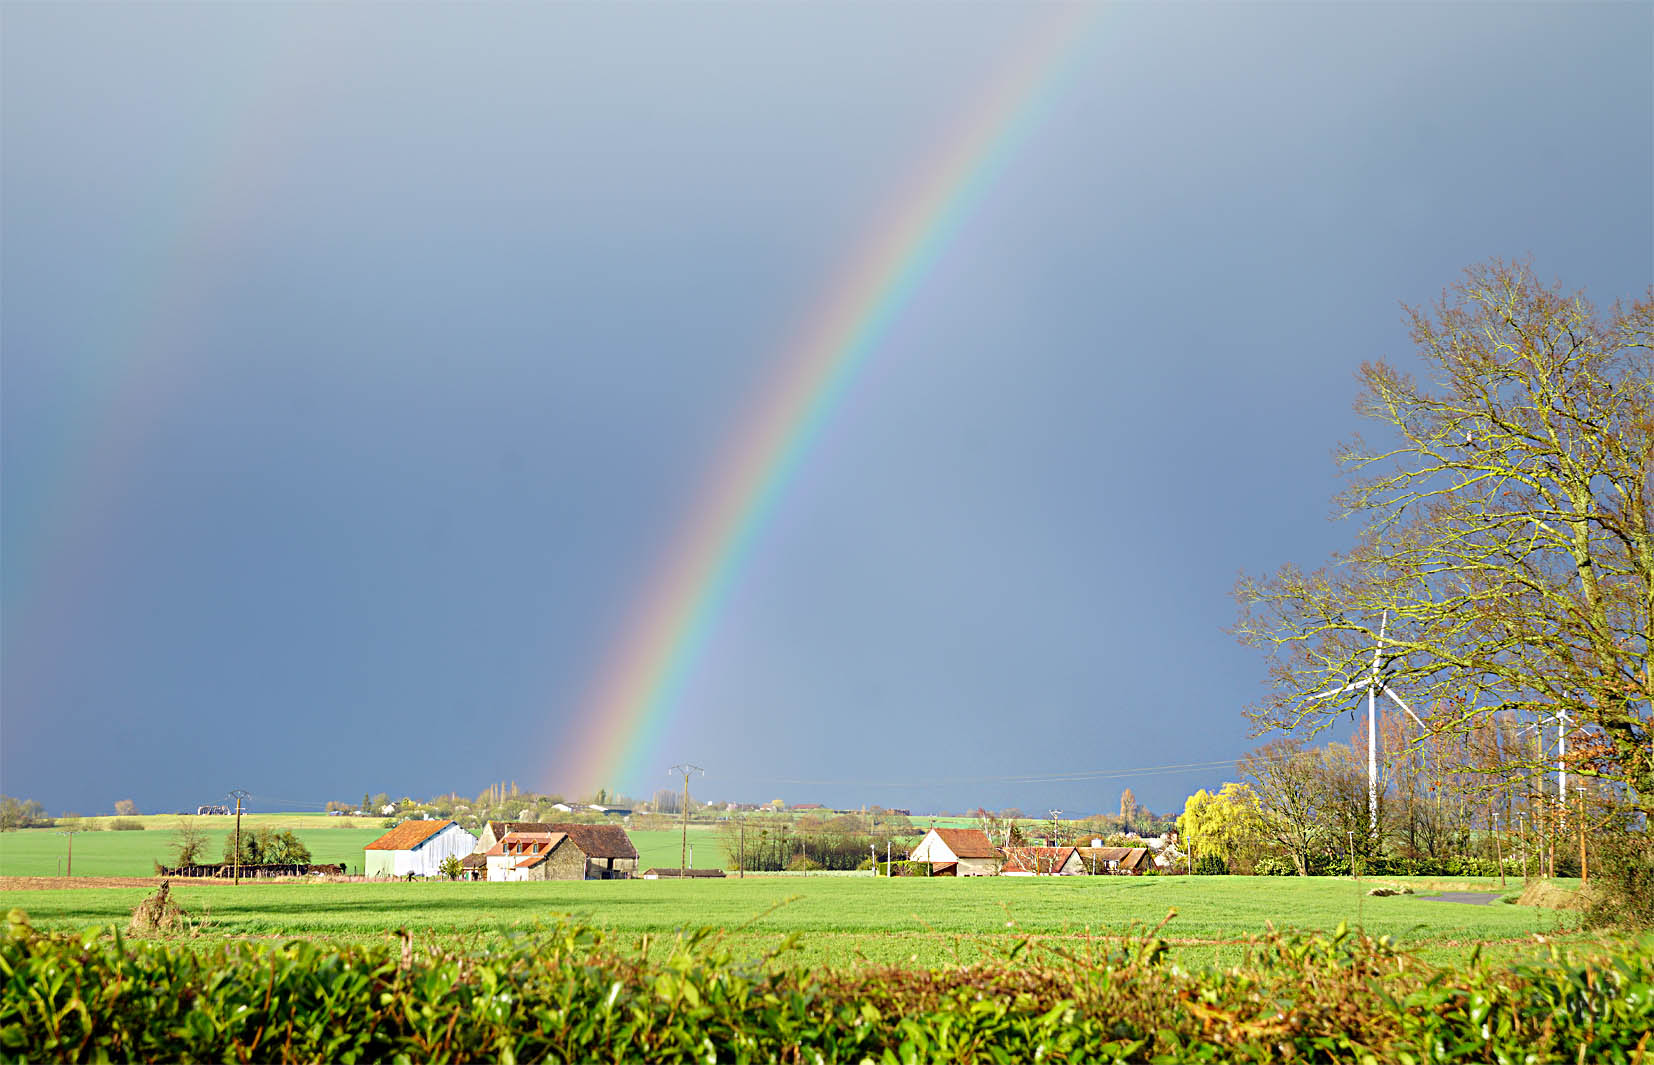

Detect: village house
[908,827,1001,876]
[485,832,587,882]
[364,819,477,878]
[1000,846,1084,876]
[475,821,639,880]
[1075,846,1153,875]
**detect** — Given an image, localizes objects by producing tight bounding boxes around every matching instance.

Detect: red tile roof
[927,828,999,859]
[1077,846,1151,870]
[481,821,638,860]
[484,831,564,857]
[1001,846,1079,874]
[365,819,456,851]
[543,823,638,860]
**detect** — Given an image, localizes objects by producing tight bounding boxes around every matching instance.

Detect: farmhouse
[1000,846,1084,876]
[908,827,1001,876]
[364,819,477,878]
[476,821,639,880]
[1076,846,1153,875]
[485,832,588,881]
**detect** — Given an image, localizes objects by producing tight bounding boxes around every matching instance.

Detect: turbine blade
[1305,681,1368,701]
[1381,686,1425,727]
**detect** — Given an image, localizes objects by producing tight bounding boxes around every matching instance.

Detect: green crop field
[0,873,1592,970]
[0,822,736,878]
[0,826,385,877]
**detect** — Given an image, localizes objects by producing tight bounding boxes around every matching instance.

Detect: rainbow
[552,4,1102,799]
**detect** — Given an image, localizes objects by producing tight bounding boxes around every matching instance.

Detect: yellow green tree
[1177,783,1267,874]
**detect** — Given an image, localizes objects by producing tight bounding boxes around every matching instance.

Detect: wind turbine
[1521,708,1573,802]
[1305,610,1426,835]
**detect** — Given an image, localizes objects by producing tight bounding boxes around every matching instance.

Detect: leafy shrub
[1253,854,1298,876]
[4,908,1651,1063]
[107,818,145,831]
[1194,853,1227,875]
[1584,825,1654,932]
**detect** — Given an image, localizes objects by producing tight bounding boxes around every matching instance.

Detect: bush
[1194,854,1228,876]
[1253,854,1298,876]
[1584,824,1654,932]
[108,818,145,831]
[4,909,1651,1062]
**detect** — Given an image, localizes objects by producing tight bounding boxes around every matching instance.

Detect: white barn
[364,819,477,878]
[908,827,1002,876]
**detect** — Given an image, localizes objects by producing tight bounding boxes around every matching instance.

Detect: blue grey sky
[3,2,1650,818]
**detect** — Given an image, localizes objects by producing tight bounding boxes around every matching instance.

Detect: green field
[0,873,1591,970]
[0,826,385,876]
[0,821,735,877]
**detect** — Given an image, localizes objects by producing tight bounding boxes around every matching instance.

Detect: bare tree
[171,817,209,866]
[1237,261,1652,812]
[1239,738,1328,875]
[113,799,139,817]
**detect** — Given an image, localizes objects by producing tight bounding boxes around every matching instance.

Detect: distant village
[356,816,1179,882]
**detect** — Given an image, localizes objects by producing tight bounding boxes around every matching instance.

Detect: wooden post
[1577,787,1587,884]
[1490,808,1505,888]
[227,790,250,885]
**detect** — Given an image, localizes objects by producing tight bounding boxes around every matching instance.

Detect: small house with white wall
[908,827,1001,876]
[364,819,477,878]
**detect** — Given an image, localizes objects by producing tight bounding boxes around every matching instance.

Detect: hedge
[3,908,1651,1062]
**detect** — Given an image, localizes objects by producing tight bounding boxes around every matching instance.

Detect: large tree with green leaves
[1236,261,1652,812]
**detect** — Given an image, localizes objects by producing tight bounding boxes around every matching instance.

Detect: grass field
[0,822,735,877]
[0,873,1592,970]
[0,826,385,876]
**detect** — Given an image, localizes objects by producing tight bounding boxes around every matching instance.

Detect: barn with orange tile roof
[363,819,477,879]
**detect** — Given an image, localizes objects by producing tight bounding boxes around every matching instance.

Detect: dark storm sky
[3,2,1649,817]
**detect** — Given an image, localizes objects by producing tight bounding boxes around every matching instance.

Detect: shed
[364,819,477,878]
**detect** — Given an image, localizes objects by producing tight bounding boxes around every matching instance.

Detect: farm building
[908,828,1001,876]
[476,822,639,880]
[485,832,587,882]
[1000,846,1084,876]
[364,819,477,878]
[641,868,726,879]
[1076,846,1153,875]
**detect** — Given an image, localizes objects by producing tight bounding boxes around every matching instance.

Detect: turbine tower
[1305,611,1425,835]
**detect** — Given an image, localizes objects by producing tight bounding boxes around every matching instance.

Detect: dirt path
[0,876,356,891]
[1424,891,1505,906]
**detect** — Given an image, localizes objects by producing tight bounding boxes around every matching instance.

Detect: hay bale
[128,880,190,934]
[1515,879,1581,911]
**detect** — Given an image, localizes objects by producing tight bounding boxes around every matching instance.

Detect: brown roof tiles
[365,819,456,851]
[928,828,999,859]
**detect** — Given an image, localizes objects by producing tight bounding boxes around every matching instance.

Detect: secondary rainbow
[553,5,1102,798]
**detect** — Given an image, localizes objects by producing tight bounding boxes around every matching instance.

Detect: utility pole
[1490,807,1505,889]
[1047,809,1062,847]
[1576,786,1587,884]
[228,789,250,885]
[56,827,77,878]
[739,814,745,879]
[668,764,702,877]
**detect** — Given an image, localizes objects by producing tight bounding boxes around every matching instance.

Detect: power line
[761,757,1244,790]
